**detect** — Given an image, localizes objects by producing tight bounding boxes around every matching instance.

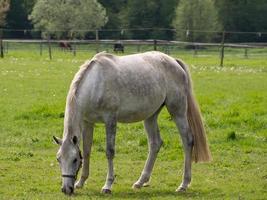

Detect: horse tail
[176,59,212,163]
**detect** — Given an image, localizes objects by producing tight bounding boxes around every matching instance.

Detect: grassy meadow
[0,47,266,199]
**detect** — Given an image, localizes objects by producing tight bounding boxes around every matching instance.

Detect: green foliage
[126,0,178,39]
[173,0,221,42]
[98,0,128,39]
[29,0,108,39]
[215,0,267,42]
[1,0,267,42]
[0,0,10,27]
[98,0,127,29]
[5,0,35,29]
[2,0,267,42]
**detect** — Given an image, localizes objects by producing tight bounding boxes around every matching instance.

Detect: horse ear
[72,135,78,145]
[53,136,62,145]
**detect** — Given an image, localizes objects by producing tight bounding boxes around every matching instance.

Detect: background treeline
[1,0,267,42]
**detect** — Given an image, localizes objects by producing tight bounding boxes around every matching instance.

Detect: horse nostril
[69,186,74,194]
[61,187,66,193]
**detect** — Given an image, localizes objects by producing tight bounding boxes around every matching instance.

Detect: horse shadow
[74,187,223,199]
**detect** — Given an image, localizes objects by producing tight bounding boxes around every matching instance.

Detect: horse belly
[117,106,163,123]
[116,90,165,123]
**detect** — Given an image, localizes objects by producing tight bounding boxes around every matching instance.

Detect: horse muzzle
[61,175,76,195]
[62,185,74,195]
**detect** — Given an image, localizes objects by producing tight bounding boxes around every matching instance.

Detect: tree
[4,0,36,38]
[173,0,221,42]
[0,0,9,58]
[215,0,267,42]
[98,0,128,39]
[0,0,10,27]
[5,0,36,29]
[29,0,108,39]
[126,0,178,40]
[98,0,127,29]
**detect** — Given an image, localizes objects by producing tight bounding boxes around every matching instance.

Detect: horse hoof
[74,181,83,189]
[176,186,186,193]
[143,182,150,187]
[101,188,112,194]
[132,183,142,189]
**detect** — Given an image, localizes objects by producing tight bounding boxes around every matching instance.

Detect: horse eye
[57,158,61,163]
[73,158,77,163]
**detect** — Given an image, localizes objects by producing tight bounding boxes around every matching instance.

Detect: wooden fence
[1,39,267,66]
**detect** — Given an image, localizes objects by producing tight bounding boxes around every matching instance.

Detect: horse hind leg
[133,108,163,189]
[165,94,193,192]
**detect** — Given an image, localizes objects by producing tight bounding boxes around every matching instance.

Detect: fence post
[0,39,3,58]
[48,35,52,60]
[70,31,76,56]
[73,40,76,56]
[96,30,99,53]
[0,29,4,58]
[5,41,8,54]
[244,48,248,58]
[194,45,198,56]
[154,39,157,51]
[40,42,43,56]
[220,31,225,67]
[73,42,76,56]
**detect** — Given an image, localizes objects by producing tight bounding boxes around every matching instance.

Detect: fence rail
[1,39,267,66]
[3,39,267,48]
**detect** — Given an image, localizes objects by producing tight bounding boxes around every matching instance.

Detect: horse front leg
[75,123,94,189]
[102,117,117,194]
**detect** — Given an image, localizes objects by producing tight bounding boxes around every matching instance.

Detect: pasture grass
[0,49,266,199]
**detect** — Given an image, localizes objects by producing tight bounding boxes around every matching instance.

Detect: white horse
[53,51,211,195]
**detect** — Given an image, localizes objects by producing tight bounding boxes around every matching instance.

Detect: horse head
[53,135,82,195]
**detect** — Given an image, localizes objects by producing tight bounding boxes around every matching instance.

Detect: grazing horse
[59,41,72,51]
[113,42,124,53]
[53,51,211,195]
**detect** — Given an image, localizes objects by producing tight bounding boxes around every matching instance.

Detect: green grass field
[0,48,266,199]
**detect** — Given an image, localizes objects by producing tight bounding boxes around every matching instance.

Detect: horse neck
[63,102,82,142]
